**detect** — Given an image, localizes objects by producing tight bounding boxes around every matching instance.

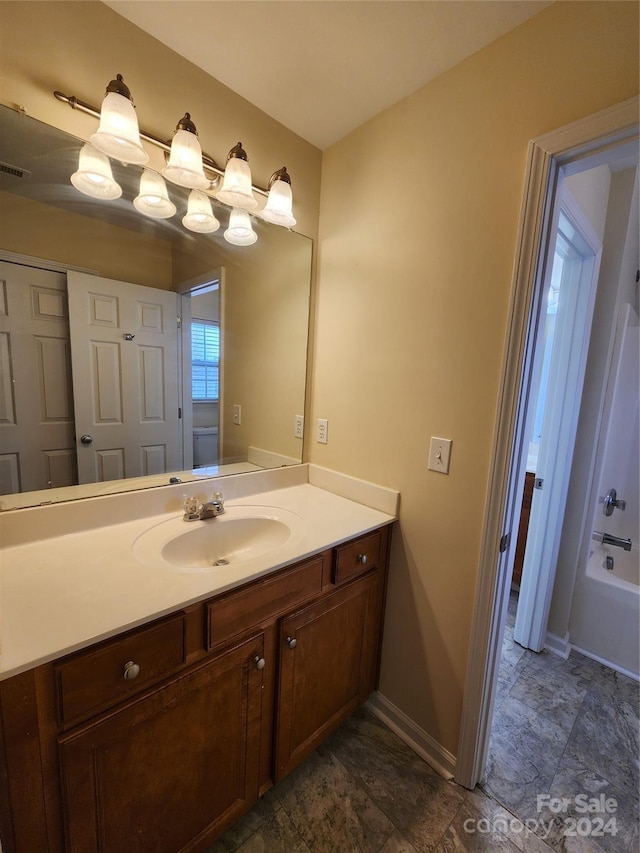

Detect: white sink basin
[132,505,303,572]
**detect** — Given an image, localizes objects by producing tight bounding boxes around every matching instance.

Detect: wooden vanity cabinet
[59,633,264,853]
[0,524,391,853]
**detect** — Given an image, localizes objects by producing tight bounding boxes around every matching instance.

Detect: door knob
[254,656,266,670]
[80,434,93,445]
[285,636,297,649]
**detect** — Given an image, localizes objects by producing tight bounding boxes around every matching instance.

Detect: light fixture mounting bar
[52,90,269,196]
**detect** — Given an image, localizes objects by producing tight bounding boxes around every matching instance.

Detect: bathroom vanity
[0,466,397,853]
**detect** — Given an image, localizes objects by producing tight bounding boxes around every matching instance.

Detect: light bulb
[134,170,176,219]
[224,207,257,246]
[182,190,220,233]
[259,168,296,227]
[216,142,258,209]
[90,74,148,165]
[70,143,122,199]
[162,113,209,190]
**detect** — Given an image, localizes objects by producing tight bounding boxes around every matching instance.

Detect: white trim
[366,692,456,780]
[455,96,639,791]
[514,192,602,651]
[247,446,301,469]
[570,644,640,683]
[544,631,571,659]
[0,249,97,275]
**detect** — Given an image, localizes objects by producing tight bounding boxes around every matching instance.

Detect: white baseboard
[544,631,571,659]
[570,644,640,682]
[366,691,456,780]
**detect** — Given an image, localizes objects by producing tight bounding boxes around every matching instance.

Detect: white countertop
[0,466,398,680]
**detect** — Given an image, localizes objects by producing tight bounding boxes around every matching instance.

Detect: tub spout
[592,530,633,551]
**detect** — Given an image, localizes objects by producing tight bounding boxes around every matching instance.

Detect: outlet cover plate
[294,414,304,439]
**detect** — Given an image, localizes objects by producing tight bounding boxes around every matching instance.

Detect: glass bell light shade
[182,190,220,233]
[259,167,296,227]
[90,75,148,165]
[70,143,122,200]
[133,170,176,219]
[224,208,258,246]
[162,114,209,190]
[216,143,258,209]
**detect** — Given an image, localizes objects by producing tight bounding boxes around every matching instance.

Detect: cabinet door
[58,633,264,853]
[275,572,383,780]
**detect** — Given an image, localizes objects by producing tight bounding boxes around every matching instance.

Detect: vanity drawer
[207,555,326,650]
[333,530,383,585]
[56,613,187,725]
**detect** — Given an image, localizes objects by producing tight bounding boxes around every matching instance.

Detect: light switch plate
[232,404,241,426]
[428,437,452,474]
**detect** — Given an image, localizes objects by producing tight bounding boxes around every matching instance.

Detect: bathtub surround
[0,0,637,775]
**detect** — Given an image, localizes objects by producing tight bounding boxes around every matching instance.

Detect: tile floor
[208,593,639,853]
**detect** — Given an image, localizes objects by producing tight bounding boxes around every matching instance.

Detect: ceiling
[104,0,552,150]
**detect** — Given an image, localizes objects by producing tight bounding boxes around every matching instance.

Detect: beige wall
[1,0,637,761]
[0,191,174,287]
[311,1,639,754]
[0,1,321,242]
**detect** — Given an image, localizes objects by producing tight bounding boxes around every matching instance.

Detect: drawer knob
[285,636,297,650]
[123,660,141,681]
[357,554,368,564]
[254,656,266,671]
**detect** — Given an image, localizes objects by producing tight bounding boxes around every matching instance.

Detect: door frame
[513,191,602,652]
[454,96,639,790]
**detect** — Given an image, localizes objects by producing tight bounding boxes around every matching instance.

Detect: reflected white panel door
[67,271,181,484]
[0,261,76,494]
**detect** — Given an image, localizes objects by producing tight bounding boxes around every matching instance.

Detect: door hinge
[499,533,510,553]
[534,477,544,490]
[177,316,182,327]
[178,407,182,419]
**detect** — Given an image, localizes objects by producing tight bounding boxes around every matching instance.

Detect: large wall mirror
[0,105,312,510]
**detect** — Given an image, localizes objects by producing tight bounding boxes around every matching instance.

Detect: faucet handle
[210,491,225,514]
[183,496,200,520]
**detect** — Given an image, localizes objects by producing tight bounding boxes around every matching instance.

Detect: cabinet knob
[123,660,141,681]
[254,656,266,671]
[285,636,297,649]
[357,554,368,564]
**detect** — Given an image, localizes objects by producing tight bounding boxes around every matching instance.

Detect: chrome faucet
[183,492,225,522]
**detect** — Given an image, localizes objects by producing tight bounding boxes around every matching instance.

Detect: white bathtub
[570,541,640,679]
[587,541,639,588]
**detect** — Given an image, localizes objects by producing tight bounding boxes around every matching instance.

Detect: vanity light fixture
[224,208,258,246]
[162,113,209,190]
[70,143,122,200]
[259,167,296,227]
[55,79,298,237]
[216,142,258,210]
[182,190,221,233]
[133,170,176,219]
[90,75,149,165]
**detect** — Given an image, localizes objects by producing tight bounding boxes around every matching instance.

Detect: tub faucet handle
[603,488,626,516]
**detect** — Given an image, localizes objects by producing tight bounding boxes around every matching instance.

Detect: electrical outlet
[232,404,241,425]
[294,414,304,439]
[317,418,328,444]
[428,436,452,474]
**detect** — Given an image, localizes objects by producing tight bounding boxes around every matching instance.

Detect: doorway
[455,97,639,791]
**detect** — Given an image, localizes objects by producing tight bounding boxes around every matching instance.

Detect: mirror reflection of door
[67,271,181,484]
[188,281,221,471]
[0,260,76,493]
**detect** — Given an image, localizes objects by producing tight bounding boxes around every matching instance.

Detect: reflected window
[191,320,219,400]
